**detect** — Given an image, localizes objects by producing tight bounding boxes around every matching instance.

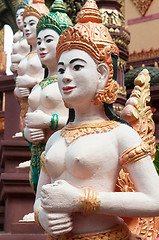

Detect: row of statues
[10,0,159,239]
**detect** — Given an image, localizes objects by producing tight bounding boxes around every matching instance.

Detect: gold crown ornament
[23,0,49,21]
[16,0,31,11]
[56,0,119,105]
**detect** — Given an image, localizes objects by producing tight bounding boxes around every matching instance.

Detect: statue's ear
[96,63,109,92]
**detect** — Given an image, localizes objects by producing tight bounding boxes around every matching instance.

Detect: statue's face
[57,49,99,107]
[23,15,39,45]
[16,8,25,30]
[37,28,59,67]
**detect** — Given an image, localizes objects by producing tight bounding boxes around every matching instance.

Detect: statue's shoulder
[13,31,23,43]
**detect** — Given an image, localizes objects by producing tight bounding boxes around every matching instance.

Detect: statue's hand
[10,63,18,74]
[41,180,79,213]
[25,110,50,128]
[19,87,30,97]
[24,127,45,143]
[16,76,36,88]
[39,210,73,236]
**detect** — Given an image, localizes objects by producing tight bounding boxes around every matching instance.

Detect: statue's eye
[46,39,53,43]
[58,68,65,74]
[73,65,84,71]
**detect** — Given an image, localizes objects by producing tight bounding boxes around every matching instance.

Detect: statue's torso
[17,52,44,80]
[44,123,142,233]
[28,82,68,141]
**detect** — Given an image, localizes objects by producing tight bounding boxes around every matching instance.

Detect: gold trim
[61,121,120,144]
[34,205,43,229]
[79,188,101,216]
[40,151,49,176]
[27,50,37,60]
[121,142,150,165]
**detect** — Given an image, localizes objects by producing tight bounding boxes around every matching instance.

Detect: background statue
[14,0,49,132]
[10,0,30,75]
[24,0,73,193]
[33,0,159,239]
[0,0,86,33]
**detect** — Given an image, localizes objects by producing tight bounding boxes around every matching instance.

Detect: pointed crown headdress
[56,0,119,104]
[36,0,73,36]
[16,0,30,10]
[23,0,49,21]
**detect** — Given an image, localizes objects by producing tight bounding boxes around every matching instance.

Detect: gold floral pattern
[61,121,120,144]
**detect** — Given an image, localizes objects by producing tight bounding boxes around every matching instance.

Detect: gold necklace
[39,76,57,89]
[27,50,37,60]
[61,121,120,144]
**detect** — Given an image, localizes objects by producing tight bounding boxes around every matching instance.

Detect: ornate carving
[117,69,158,239]
[63,0,86,24]
[131,0,154,16]
[121,142,150,165]
[100,9,125,27]
[117,86,127,97]
[129,48,159,61]
[36,0,73,36]
[118,0,125,16]
[61,121,120,144]
[121,68,156,160]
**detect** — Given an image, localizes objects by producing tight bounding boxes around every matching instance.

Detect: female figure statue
[10,0,30,75]
[14,0,49,131]
[34,0,159,239]
[24,0,73,193]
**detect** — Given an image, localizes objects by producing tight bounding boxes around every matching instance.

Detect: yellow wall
[125,0,159,53]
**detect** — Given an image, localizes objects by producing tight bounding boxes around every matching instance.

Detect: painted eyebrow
[58,62,64,66]
[70,58,87,64]
[24,19,36,24]
[58,58,87,66]
[29,20,36,23]
[37,35,54,41]
[44,35,54,38]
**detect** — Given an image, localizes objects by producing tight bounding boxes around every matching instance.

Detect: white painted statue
[33,0,159,239]
[14,0,49,131]
[23,0,73,193]
[10,0,30,75]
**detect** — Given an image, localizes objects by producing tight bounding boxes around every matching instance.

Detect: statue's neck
[73,102,107,125]
[47,67,57,78]
[31,44,37,52]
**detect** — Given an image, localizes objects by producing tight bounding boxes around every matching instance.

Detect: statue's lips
[62,86,76,93]
[40,53,47,58]
[25,33,31,37]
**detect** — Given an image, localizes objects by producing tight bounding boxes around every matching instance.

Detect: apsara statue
[10,0,30,75]
[33,0,159,239]
[14,0,49,132]
[23,0,73,193]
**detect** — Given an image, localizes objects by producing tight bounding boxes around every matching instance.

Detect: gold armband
[40,151,49,176]
[79,188,101,215]
[34,205,43,230]
[121,142,150,165]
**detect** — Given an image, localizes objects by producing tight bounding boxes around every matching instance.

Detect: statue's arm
[99,155,159,218]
